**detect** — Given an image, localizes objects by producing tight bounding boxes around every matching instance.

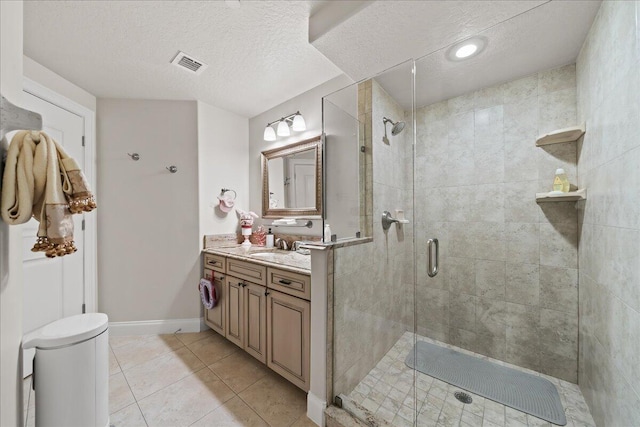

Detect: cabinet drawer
[227,258,267,285]
[204,253,225,273]
[267,268,310,300]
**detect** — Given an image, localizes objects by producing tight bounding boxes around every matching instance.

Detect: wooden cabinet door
[203,269,225,336]
[244,283,267,363]
[225,278,244,348]
[267,289,310,391]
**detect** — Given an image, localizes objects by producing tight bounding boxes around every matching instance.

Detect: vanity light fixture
[446,36,487,61]
[277,120,291,137]
[292,113,306,131]
[263,111,306,141]
[263,125,276,141]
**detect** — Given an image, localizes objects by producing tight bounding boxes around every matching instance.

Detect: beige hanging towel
[1,130,96,257]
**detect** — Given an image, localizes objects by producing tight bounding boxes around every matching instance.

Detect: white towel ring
[220,188,236,200]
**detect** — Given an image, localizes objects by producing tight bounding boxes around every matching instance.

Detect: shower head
[383,117,406,136]
[391,121,405,136]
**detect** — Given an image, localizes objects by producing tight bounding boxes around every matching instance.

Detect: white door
[21,91,85,377]
[287,160,315,208]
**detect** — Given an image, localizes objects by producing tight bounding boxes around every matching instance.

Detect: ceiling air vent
[171,51,208,75]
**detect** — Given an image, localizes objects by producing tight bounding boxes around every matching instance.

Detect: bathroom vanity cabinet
[202,251,311,391]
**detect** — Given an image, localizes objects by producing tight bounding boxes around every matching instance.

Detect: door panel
[286,159,315,208]
[203,269,225,335]
[225,278,244,348]
[20,91,85,377]
[266,289,310,391]
[244,282,266,363]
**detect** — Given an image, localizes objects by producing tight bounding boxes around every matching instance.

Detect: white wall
[197,101,249,237]
[248,74,352,235]
[23,56,96,112]
[97,99,201,323]
[1,1,25,425]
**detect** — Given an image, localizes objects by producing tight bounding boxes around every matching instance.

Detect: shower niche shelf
[536,189,586,203]
[535,125,585,147]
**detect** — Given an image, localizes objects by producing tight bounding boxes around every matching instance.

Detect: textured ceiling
[311,0,551,82]
[23,1,343,118]
[373,0,602,108]
[24,1,602,118]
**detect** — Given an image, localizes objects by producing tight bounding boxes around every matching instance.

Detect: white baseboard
[307,392,326,427]
[109,317,205,336]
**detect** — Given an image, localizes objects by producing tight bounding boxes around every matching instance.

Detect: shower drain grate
[454,391,473,404]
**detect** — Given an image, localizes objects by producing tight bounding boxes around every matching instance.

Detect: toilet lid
[23,313,109,349]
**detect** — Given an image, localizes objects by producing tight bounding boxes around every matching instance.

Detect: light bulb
[263,125,276,141]
[455,44,478,58]
[277,120,290,137]
[447,37,487,61]
[292,113,306,131]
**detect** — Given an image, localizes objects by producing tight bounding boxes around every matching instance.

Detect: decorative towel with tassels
[1,130,96,257]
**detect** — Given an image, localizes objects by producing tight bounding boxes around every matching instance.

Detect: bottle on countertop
[324,223,332,242]
[266,228,274,248]
[553,168,570,193]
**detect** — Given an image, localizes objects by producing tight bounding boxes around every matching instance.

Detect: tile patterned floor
[23,329,316,427]
[344,332,596,427]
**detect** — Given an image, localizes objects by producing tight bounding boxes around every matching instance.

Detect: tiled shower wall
[414,65,580,382]
[332,79,413,397]
[576,1,640,425]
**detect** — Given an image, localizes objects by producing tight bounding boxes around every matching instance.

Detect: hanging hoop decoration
[199,278,217,309]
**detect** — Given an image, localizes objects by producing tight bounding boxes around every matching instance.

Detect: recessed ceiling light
[455,44,478,58]
[446,37,487,62]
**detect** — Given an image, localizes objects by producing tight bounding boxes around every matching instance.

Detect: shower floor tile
[343,332,595,427]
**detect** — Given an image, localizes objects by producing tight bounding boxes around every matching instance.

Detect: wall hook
[127,153,140,161]
[166,165,178,173]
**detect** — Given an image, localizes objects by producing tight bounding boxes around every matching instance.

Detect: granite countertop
[203,244,310,275]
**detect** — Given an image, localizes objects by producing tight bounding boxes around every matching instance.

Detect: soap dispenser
[266,228,274,248]
[324,223,332,242]
[553,168,570,193]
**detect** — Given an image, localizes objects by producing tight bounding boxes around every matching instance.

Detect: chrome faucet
[292,241,304,251]
[275,238,288,250]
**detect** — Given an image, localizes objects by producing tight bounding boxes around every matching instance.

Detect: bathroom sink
[250,252,278,258]
[249,250,309,259]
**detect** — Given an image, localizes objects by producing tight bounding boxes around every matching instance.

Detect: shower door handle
[427,238,439,277]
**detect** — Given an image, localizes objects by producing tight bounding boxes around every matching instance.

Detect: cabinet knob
[265,290,270,296]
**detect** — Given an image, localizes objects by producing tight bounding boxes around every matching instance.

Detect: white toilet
[23,313,110,427]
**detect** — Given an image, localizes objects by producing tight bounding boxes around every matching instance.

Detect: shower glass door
[413,4,583,424]
[325,60,418,425]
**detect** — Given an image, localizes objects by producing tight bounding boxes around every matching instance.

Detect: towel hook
[166,165,178,173]
[127,153,140,161]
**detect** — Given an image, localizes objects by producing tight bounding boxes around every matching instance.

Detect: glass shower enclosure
[325,4,586,425]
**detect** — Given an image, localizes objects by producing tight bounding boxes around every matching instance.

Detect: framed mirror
[261,135,322,218]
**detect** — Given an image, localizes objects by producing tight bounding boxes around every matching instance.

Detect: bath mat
[405,341,567,425]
